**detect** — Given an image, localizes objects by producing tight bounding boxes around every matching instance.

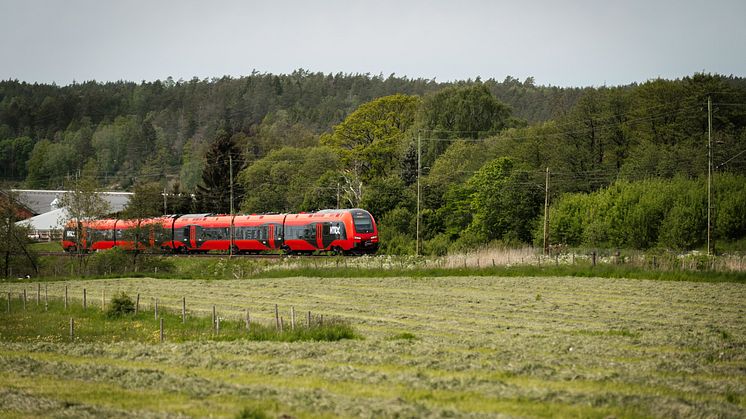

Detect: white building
[12,190,133,241]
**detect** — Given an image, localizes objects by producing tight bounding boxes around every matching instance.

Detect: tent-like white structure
[16,208,69,241]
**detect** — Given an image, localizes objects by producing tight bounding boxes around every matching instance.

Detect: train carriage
[233,214,285,253]
[62,208,378,255]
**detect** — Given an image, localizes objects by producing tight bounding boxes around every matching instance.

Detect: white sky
[1,0,744,87]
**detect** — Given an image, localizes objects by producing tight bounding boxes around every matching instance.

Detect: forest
[2,70,745,254]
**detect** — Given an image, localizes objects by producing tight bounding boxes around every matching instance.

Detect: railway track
[36,251,338,258]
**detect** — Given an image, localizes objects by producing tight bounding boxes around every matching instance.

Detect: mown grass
[0,276,743,418]
[0,295,357,344]
[255,263,746,283]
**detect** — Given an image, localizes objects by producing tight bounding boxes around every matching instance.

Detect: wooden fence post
[83,288,87,310]
[69,318,74,341]
[275,304,280,330]
[182,297,186,323]
[279,317,284,332]
[36,283,40,306]
[23,289,26,310]
[154,298,159,320]
[245,309,250,330]
[320,314,323,327]
[160,318,164,343]
[44,284,48,311]
[64,285,68,309]
[212,305,217,333]
[592,251,597,267]
[291,306,296,330]
[307,311,311,328]
[135,293,140,315]
[216,316,221,335]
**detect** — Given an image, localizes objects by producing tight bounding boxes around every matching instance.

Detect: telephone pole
[229,154,234,258]
[707,96,712,256]
[543,167,550,255]
[416,131,421,256]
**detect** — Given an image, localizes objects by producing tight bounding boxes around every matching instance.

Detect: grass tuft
[388,332,418,341]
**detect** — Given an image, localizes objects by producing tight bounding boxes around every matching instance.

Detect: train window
[286,225,314,240]
[353,212,374,233]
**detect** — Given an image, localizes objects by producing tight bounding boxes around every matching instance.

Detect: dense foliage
[546,174,746,250]
[2,71,746,253]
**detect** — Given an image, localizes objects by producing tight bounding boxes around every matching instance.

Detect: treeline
[547,175,746,250]
[3,70,746,253]
[0,70,578,188]
[231,73,746,253]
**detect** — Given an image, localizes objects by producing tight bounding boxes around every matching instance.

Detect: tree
[120,182,166,268]
[418,84,512,167]
[321,94,420,182]
[194,130,245,213]
[464,158,543,244]
[122,182,164,220]
[238,146,339,213]
[0,190,38,277]
[57,164,111,268]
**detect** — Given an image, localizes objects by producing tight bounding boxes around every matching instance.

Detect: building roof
[15,208,69,231]
[11,189,132,215]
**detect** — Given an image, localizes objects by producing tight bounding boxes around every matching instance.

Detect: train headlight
[354,236,361,240]
[371,236,377,240]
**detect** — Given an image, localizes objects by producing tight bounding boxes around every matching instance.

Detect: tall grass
[20,246,746,283]
[0,295,357,343]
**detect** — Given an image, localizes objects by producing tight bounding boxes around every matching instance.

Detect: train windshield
[352,211,374,233]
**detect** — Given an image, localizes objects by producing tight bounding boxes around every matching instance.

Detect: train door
[196,226,207,249]
[320,222,341,249]
[188,226,196,249]
[268,224,275,249]
[316,223,324,249]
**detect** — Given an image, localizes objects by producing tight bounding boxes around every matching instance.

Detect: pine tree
[194,130,245,214]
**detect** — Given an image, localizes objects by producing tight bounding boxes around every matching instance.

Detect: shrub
[235,407,268,419]
[106,292,135,318]
[423,233,450,256]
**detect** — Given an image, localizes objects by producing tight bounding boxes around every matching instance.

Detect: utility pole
[416,131,421,256]
[543,167,550,255]
[229,154,234,258]
[707,96,712,256]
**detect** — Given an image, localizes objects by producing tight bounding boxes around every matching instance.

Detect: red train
[62,209,379,255]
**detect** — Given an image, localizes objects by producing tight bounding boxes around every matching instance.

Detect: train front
[350,209,379,254]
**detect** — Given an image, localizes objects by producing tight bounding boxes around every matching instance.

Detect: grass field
[1,276,745,418]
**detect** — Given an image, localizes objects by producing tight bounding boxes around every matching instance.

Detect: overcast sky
[1,0,744,87]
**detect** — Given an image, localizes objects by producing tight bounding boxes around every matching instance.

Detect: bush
[235,407,268,419]
[424,233,450,256]
[106,292,135,318]
[86,247,175,276]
